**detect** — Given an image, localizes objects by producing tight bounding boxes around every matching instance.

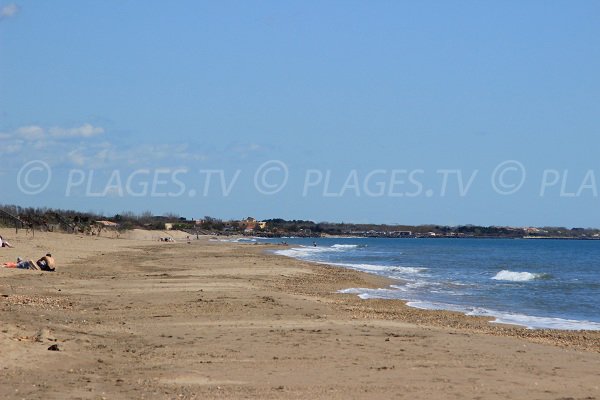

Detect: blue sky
[1,1,599,227]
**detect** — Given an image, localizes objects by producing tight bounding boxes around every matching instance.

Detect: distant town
[1,204,600,240]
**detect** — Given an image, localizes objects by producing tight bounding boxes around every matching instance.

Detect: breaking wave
[492,270,549,282]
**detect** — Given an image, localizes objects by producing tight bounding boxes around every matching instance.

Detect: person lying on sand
[2,257,34,269]
[17,257,36,269]
[2,254,55,271]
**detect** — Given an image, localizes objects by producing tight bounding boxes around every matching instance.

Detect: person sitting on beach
[36,253,55,271]
[0,235,14,248]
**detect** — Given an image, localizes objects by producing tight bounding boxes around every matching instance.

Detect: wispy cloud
[43,140,207,169]
[1,123,105,141]
[0,123,208,168]
[15,125,45,140]
[49,123,105,138]
[0,123,106,164]
[67,148,87,167]
[0,3,19,21]
[97,143,209,167]
[227,141,266,160]
[0,123,269,171]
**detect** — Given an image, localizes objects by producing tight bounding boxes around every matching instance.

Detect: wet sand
[1,229,599,399]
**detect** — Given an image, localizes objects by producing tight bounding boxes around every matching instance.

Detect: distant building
[239,217,266,232]
[524,227,548,234]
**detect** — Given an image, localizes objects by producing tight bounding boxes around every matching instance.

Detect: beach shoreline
[1,229,599,399]
[264,244,600,350]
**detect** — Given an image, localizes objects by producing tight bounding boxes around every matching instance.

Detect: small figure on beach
[0,235,14,248]
[1,255,52,271]
[36,253,56,271]
[313,241,317,247]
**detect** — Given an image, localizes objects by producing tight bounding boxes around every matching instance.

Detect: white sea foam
[462,307,600,330]
[274,243,426,280]
[406,301,600,330]
[316,261,427,275]
[339,289,600,331]
[273,245,337,258]
[331,244,359,249]
[492,270,546,282]
[404,281,435,289]
[215,237,257,243]
[406,300,466,313]
[489,312,600,330]
[338,288,364,294]
[319,261,403,275]
[274,243,365,260]
[338,287,400,300]
[274,247,317,258]
[389,266,427,274]
[327,262,388,271]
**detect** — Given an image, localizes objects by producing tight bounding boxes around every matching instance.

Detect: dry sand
[1,228,599,399]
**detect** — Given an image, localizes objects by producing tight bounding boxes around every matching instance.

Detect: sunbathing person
[2,257,35,269]
[36,253,55,271]
[1,255,54,271]
[17,257,36,269]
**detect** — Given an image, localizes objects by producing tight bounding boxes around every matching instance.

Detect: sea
[236,237,600,330]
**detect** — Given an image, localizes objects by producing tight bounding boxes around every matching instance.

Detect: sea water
[266,237,600,330]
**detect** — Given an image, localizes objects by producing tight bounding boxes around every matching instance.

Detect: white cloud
[110,143,192,166]
[49,123,104,138]
[32,139,55,151]
[0,142,22,154]
[227,142,266,160]
[2,123,105,141]
[67,148,86,166]
[0,123,107,167]
[0,121,225,170]
[16,125,45,140]
[230,142,263,153]
[0,3,19,19]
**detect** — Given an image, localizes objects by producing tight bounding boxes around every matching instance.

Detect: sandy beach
[1,228,599,399]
